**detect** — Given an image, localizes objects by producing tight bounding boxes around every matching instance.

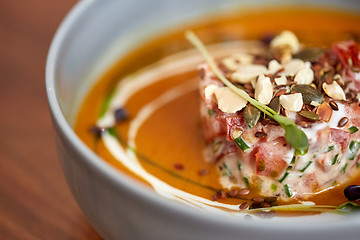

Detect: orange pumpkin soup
[74,7,360,215]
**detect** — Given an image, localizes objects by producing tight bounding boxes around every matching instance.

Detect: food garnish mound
[198,31,360,201]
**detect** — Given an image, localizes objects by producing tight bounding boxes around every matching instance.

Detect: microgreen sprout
[185,30,309,153]
[243,202,360,215]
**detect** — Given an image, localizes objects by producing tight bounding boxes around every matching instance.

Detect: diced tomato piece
[302,172,319,192]
[332,40,360,91]
[329,128,350,153]
[254,137,289,178]
[225,115,247,141]
[332,40,360,67]
[215,141,238,162]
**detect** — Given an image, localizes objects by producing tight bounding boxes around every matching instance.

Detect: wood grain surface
[0,1,102,239]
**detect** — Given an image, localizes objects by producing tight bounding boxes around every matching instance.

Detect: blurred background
[0,1,102,239]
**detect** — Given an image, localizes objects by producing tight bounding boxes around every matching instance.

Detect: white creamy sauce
[97,46,268,215]
[328,102,346,129]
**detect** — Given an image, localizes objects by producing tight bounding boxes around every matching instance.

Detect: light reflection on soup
[74,7,360,216]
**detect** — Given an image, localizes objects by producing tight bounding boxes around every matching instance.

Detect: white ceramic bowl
[46,0,360,239]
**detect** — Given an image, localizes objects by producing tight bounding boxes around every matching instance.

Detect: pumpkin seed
[293,48,325,62]
[291,84,324,105]
[243,104,261,128]
[298,110,321,121]
[268,97,281,114]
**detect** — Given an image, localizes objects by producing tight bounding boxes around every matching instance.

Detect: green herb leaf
[284,184,293,197]
[107,127,117,137]
[243,177,250,187]
[222,163,232,176]
[348,126,359,134]
[341,163,348,174]
[99,88,115,118]
[237,162,242,171]
[331,154,339,165]
[185,30,309,153]
[336,202,360,214]
[348,141,360,160]
[279,121,309,154]
[279,172,289,183]
[300,161,313,172]
[327,145,335,152]
[290,156,296,164]
[234,137,250,152]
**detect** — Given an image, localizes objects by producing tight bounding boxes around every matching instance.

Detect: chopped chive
[107,127,117,137]
[127,146,136,153]
[234,137,250,152]
[99,88,115,118]
[279,172,289,183]
[290,156,296,164]
[271,184,278,192]
[331,154,339,165]
[348,141,360,160]
[208,109,215,116]
[243,177,250,187]
[222,163,232,176]
[348,126,359,134]
[284,184,293,197]
[300,161,313,172]
[327,145,335,152]
[341,163,348,174]
[237,162,242,171]
[286,166,293,171]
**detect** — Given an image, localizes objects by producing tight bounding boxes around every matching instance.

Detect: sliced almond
[213,87,248,113]
[294,67,314,84]
[204,84,219,100]
[281,59,306,76]
[274,75,287,85]
[310,101,321,107]
[279,93,303,112]
[268,59,283,73]
[255,74,273,105]
[222,53,255,72]
[322,81,346,100]
[270,30,300,54]
[231,64,268,84]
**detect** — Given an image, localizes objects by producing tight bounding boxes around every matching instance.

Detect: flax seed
[255,132,267,138]
[251,197,264,203]
[239,202,249,210]
[329,101,339,111]
[220,190,227,199]
[338,117,349,127]
[212,192,221,201]
[238,188,250,196]
[229,189,238,197]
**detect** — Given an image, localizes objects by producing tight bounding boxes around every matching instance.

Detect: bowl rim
[46,0,360,234]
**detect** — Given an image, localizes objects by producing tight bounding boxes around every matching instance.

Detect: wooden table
[0,1,102,239]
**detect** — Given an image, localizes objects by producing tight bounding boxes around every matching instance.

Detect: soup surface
[75,7,360,215]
